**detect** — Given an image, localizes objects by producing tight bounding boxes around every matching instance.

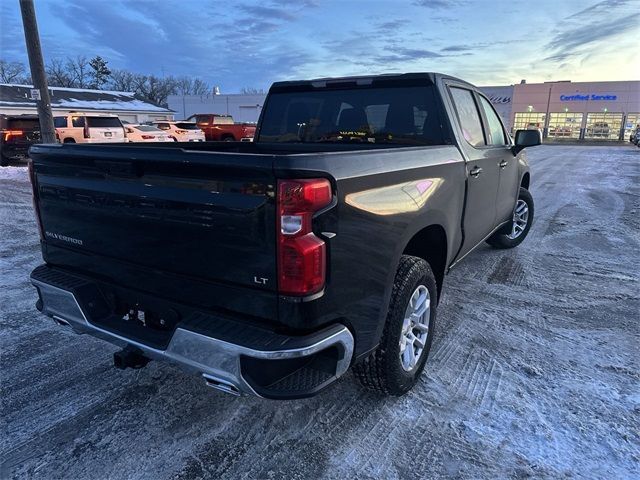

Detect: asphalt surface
[1,145,639,479]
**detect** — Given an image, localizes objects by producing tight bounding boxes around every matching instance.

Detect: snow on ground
[0,166,28,182]
[0,146,639,479]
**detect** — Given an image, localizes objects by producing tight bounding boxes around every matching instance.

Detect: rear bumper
[30,265,354,399]
[1,143,31,158]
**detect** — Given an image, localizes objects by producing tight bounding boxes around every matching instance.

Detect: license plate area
[89,284,184,349]
[104,132,113,137]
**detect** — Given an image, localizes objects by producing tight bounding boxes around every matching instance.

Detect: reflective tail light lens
[277,179,332,296]
[2,130,23,141]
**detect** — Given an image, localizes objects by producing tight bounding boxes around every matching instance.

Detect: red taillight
[141,134,155,139]
[28,160,44,240]
[277,179,332,296]
[83,124,90,138]
[2,129,23,141]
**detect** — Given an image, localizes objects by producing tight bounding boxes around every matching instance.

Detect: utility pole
[19,0,56,143]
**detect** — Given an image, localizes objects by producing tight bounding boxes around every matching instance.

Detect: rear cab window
[211,116,234,125]
[86,117,122,128]
[53,117,67,128]
[174,123,201,130]
[7,118,40,130]
[258,84,446,146]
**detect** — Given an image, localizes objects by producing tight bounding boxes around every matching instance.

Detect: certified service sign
[560,94,617,101]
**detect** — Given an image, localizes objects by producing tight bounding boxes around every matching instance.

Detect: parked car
[54,113,126,143]
[150,121,205,142]
[630,125,640,144]
[550,126,573,137]
[1,114,41,166]
[633,127,640,146]
[28,72,540,399]
[125,124,173,143]
[187,114,256,142]
[586,122,610,138]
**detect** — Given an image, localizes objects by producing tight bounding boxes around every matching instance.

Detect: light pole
[19,0,56,143]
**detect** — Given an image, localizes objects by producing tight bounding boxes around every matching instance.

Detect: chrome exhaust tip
[52,316,71,327]
[202,373,241,396]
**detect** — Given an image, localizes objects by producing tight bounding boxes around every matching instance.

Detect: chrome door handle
[499,160,508,169]
[469,166,483,178]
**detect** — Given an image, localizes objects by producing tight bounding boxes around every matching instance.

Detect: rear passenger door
[447,85,500,256]
[477,94,517,224]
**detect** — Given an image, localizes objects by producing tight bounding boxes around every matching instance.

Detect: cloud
[238,4,297,22]
[412,0,460,8]
[544,3,638,63]
[567,0,631,19]
[441,45,472,52]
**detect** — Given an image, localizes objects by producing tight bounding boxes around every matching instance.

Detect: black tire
[223,136,235,142]
[486,187,534,249]
[353,255,437,395]
[0,154,10,167]
[63,138,75,143]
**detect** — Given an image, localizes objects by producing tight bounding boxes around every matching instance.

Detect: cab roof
[270,72,477,92]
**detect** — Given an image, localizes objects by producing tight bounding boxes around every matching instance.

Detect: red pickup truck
[187,114,256,142]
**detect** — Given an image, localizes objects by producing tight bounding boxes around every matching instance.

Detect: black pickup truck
[29,73,540,399]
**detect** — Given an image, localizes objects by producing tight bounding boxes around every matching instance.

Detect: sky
[0,0,638,93]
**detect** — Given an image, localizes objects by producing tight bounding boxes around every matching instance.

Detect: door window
[449,87,485,147]
[53,117,67,128]
[478,95,507,145]
[71,116,85,128]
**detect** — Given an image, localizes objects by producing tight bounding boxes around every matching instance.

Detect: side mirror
[512,129,541,155]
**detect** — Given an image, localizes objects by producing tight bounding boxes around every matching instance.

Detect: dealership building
[171,78,639,142]
[507,80,640,141]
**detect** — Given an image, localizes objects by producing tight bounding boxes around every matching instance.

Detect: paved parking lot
[1,145,639,479]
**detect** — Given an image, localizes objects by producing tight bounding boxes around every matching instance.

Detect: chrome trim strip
[31,278,354,397]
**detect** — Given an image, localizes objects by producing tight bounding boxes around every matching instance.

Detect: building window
[625,113,640,141]
[513,112,546,134]
[548,112,583,139]
[584,113,623,140]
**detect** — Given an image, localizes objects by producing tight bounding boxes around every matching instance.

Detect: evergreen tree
[89,56,111,89]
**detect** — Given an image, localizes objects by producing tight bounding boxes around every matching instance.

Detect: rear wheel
[486,187,534,249]
[223,136,235,142]
[63,138,75,144]
[1,154,10,167]
[353,255,437,395]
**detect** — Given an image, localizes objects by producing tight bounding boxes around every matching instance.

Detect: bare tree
[45,58,74,87]
[175,76,193,96]
[0,59,30,84]
[174,76,211,96]
[108,69,137,92]
[240,87,265,95]
[192,78,210,95]
[66,56,91,88]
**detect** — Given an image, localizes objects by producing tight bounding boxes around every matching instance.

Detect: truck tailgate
[29,145,277,303]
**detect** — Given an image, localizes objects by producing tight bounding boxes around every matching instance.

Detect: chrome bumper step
[30,265,354,399]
